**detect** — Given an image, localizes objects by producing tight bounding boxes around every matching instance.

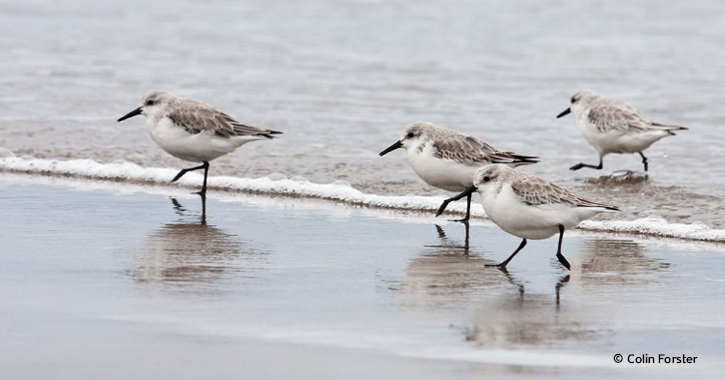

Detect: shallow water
[1,0,725,235]
[1,178,724,379]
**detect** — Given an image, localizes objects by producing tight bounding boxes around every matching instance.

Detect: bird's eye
[146,100,154,106]
[570,97,576,104]
[483,176,490,182]
[407,132,415,138]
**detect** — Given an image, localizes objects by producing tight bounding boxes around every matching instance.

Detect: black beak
[556,108,571,118]
[435,185,477,217]
[117,107,142,122]
[379,140,403,156]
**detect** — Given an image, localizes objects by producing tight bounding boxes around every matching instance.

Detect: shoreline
[2,158,725,243]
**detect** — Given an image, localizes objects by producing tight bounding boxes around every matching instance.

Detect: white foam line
[3,156,725,243]
[0,156,475,216]
[580,218,725,243]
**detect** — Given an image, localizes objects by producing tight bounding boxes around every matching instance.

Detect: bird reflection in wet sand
[135,197,267,291]
[397,224,508,307]
[588,170,649,185]
[576,237,669,285]
[398,224,570,307]
[461,268,586,348]
[171,193,207,224]
[464,292,595,348]
[463,237,666,348]
[428,223,471,252]
[490,265,570,306]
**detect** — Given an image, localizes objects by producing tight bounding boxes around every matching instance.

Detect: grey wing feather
[588,102,650,133]
[168,101,280,138]
[575,197,620,211]
[512,175,619,210]
[589,101,685,134]
[511,176,579,207]
[434,135,538,166]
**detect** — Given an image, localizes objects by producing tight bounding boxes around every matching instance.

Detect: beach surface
[1,174,724,379]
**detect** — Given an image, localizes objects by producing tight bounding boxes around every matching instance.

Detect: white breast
[406,143,480,192]
[146,117,244,162]
[481,185,604,240]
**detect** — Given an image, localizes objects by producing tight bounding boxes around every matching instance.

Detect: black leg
[464,192,472,221]
[638,152,648,172]
[198,162,210,195]
[435,185,476,220]
[170,162,210,194]
[171,162,208,183]
[555,224,571,270]
[570,157,603,171]
[450,192,472,223]
[486,238,527,268]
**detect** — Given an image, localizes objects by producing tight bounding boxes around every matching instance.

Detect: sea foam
[0,156,465,213]
[2,157,725,243]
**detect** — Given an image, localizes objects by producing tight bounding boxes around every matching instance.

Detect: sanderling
[117,91,281,195]
[557,90,687,172]
[379,122,538,222]
[436,164,619,270]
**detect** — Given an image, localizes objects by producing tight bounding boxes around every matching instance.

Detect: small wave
[0,156,471,214]
[580,218,725,243]
[2,156,725,243]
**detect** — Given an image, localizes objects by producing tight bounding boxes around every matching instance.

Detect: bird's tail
[651,122,688,136]
[500,153,540,166]
[576,202,620,212]
[258,130,283,139]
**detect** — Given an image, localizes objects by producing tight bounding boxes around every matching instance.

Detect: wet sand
[1,174,724,379]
